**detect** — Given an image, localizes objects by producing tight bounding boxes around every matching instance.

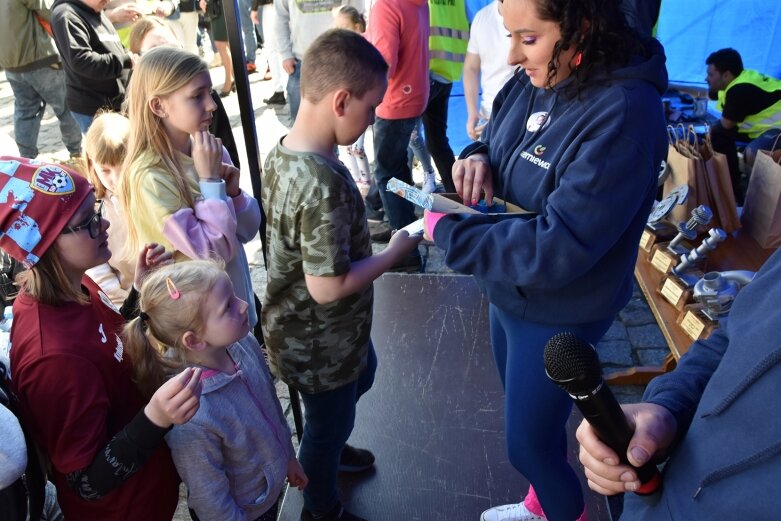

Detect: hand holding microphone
[544,333,667,496]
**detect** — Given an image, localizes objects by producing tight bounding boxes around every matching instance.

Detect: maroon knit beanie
[0,156,92,268]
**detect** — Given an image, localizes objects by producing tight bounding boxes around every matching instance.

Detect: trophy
[641,185,689,254]
[649,205,713,274]
[658,228,728,309]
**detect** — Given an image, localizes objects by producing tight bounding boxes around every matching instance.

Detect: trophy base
[658,275,694,310]
[677,304,720,342]
[650,242,681,274]
[640,222,677,255]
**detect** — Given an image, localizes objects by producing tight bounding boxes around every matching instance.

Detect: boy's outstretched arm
[305,231,422,304]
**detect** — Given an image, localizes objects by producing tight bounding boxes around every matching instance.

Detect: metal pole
[221,0,267,267]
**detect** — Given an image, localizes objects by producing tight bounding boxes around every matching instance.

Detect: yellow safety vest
[717,69,781,139]
[428,0,469,83]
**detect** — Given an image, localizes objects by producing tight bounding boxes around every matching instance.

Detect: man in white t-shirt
[463,0,514,140]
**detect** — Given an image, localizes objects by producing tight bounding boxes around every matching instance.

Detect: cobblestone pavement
[2,48,666,518]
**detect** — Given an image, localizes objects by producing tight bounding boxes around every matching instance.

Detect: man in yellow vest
[705,48,781,202]
[423,0,469,194]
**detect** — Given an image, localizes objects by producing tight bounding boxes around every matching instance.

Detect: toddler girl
[83,111,134,305]
[123,260,307,520]
[120,46,262,327]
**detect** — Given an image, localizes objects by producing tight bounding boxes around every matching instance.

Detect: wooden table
[607,230,774,385]
[279,273,611,521]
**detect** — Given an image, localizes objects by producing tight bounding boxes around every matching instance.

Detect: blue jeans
[237,0,257,64]
[5,66,82,158]
[372,116,418,230]
[746,128,781,157]
[286,59,301,124]
[70,112,95,134]
[408,118,435,173]
[298,343,377,515]
[489,304,612,521]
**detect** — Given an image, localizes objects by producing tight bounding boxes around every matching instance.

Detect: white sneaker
[422,170,437,194]
[480,502,546,521]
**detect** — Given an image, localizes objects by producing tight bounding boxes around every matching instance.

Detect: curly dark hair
[532,0,645,91]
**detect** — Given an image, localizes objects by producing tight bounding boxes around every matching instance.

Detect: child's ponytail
[123,316,180,400]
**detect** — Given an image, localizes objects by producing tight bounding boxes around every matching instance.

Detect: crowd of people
[1,0,780,521]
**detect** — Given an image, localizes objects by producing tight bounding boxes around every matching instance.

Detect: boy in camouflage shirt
[260,29,422,521]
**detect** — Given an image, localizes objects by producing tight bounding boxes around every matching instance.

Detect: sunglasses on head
[61,200,104,239]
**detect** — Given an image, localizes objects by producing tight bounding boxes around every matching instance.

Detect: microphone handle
[573,383,662,494]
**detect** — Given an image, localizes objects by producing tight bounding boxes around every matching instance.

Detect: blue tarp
[445,1,781,154]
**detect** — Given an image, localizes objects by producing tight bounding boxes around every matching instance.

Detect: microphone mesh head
[543,332,602,395]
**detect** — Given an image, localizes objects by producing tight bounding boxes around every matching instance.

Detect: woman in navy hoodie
[424,1,668,520]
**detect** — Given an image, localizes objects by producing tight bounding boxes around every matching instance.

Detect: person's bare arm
[305,231,422,304]
[463,52,482,141]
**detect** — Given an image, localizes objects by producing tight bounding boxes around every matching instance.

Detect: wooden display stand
[607,230,775,385]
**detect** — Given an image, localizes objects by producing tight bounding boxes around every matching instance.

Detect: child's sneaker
[301,501,367,521]
[422,170,437,194]
[338,444,375,472]
[480,502,546,521]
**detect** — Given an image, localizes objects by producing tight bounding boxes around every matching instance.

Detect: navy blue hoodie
[622,248,781,519]
[433,39,668,325]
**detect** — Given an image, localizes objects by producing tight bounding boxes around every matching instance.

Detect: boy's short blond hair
[300,28,388,103]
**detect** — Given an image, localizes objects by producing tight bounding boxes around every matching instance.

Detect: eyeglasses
[61,200,104,239]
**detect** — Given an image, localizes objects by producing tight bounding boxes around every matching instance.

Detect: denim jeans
[237,0,257,64]
[408,118,435,173]
[5,66,82,158]
[70,112,95,134]
[421,79,456,192]
[286,59,301,124]
[298,343,377,515]
[372,116,418,230]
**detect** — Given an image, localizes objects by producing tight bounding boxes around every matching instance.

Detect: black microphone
[543,332,662,495]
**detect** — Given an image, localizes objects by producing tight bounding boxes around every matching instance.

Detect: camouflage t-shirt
[261,140,373,393]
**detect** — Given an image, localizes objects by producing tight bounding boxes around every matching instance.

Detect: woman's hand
[192,131,223,182]
[133,243,174,290]
[144,367,202,428]
[286,458,308,490]
[219,163,241,198]
[453,153,493,206]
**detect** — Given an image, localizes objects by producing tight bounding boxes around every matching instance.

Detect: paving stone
[596,340,635,367]
[618,298,657,326]
[637,348,672,367]
[602,320,628,341]
[626,324,669,349]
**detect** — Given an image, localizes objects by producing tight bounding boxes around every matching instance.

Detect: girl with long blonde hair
[120,46,261,327]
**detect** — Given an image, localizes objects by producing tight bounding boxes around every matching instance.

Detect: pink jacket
[367,0,430,120]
